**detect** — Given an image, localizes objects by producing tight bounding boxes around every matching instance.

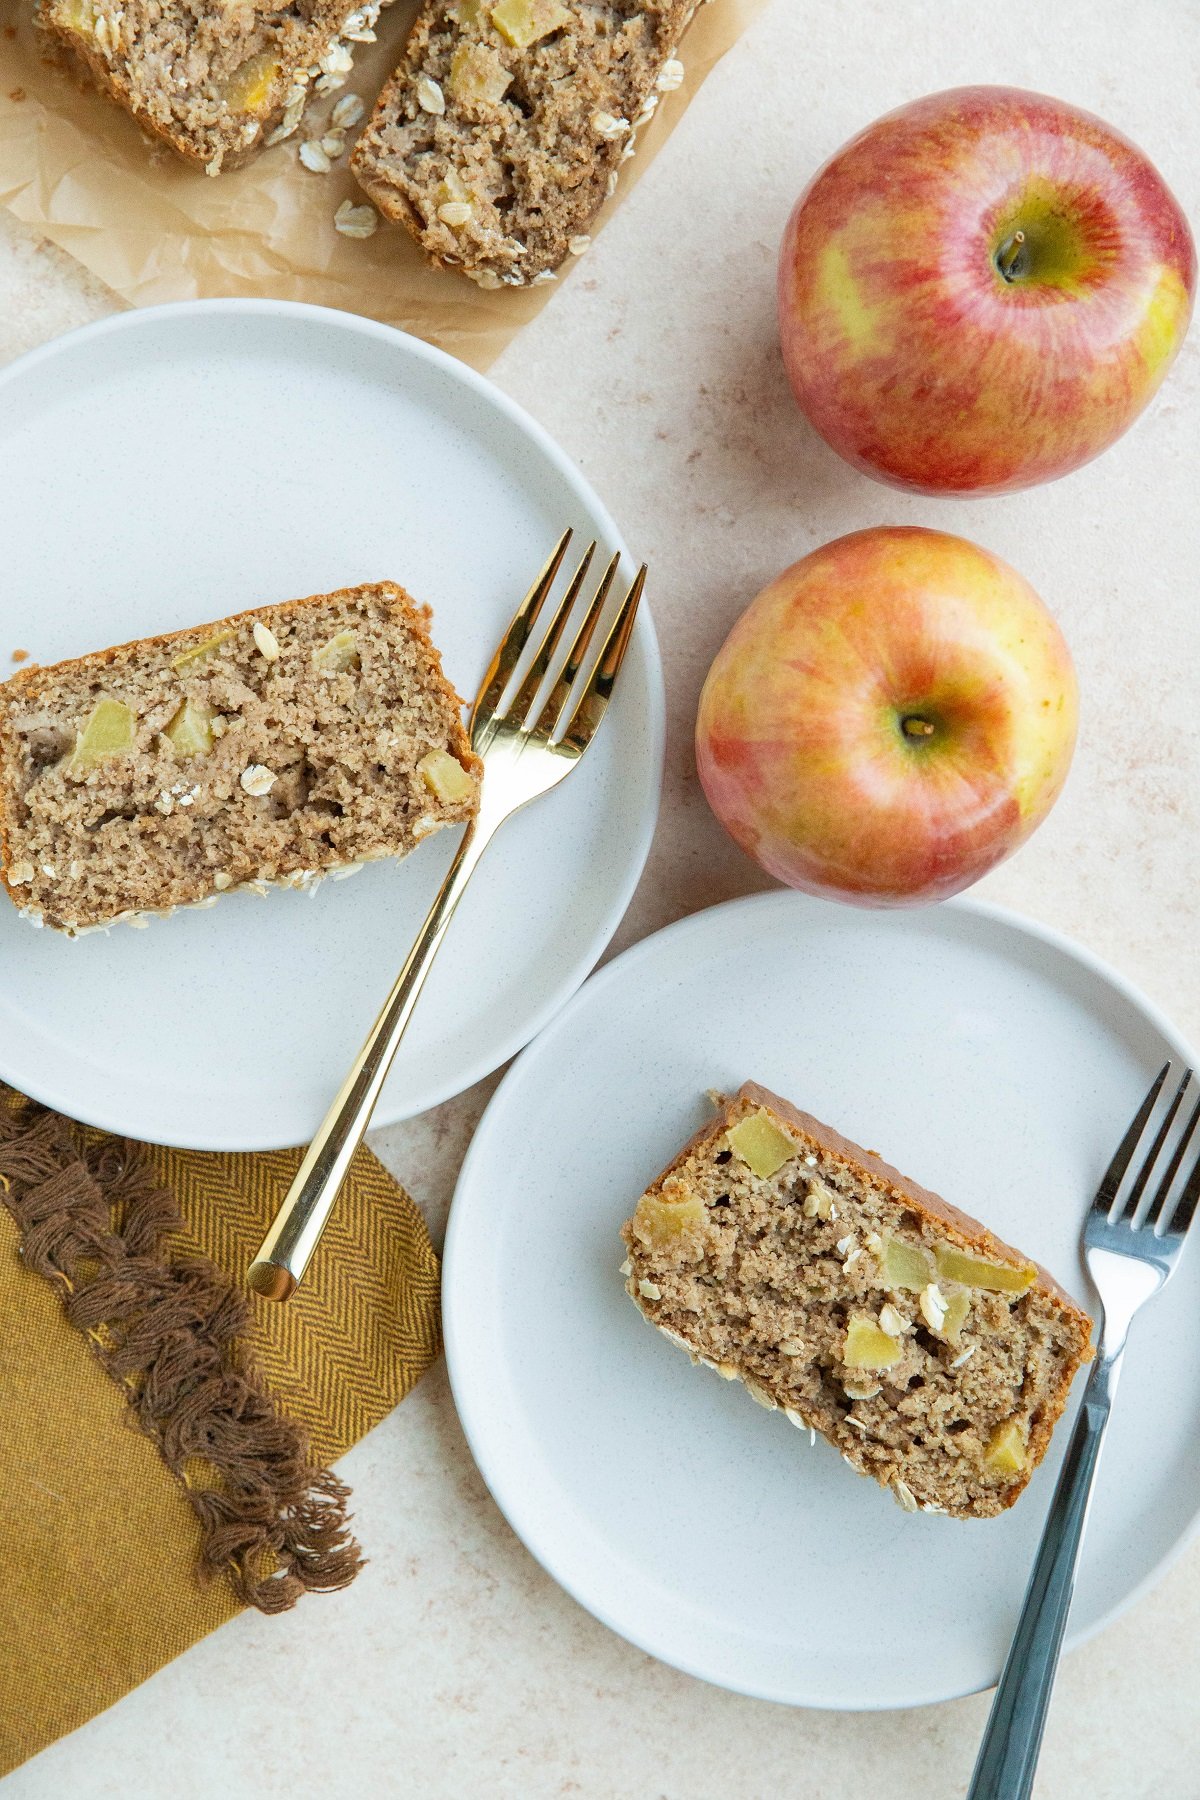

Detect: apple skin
[778,86,1196,495]
[695,527,1077,906]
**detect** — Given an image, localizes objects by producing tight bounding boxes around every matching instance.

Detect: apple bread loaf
[621,1083,1094,1519]
[0,584,480,935]
[35,0,387,173]
[350,0,701,287]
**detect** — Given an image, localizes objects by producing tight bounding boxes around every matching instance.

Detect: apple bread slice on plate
[621,1082,1094,1519]
[0,584,480,934]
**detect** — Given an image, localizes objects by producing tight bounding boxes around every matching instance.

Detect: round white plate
[0,302,663,1149]
[444,891,1200,1709]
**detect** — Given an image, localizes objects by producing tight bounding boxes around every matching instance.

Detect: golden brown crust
[0,776,14,917]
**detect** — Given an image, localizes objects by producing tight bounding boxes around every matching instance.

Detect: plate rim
[443,888,1200,1710]
[0,299,666,1148]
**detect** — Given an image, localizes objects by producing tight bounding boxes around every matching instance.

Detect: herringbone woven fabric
[139,1138,441,1455]
[0,1112,440,1776]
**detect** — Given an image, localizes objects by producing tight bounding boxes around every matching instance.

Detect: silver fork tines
[1148,1088,1200,1236]
[969,1058,1200,1800]
[1093,1062,1200,1238]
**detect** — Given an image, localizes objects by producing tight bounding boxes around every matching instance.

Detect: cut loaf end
[351,0,700,287]
[34,0,386,172]
[621,1083,1094,1520]
[0,583,480,934]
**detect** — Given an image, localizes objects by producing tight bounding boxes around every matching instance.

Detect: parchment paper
[0,0,769,368]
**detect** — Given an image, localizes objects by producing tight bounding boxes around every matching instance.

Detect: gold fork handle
[247,817,496,1302]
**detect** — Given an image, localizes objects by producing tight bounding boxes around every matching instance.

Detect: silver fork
[968,1061,1200,1800]
[247,530,646,1301]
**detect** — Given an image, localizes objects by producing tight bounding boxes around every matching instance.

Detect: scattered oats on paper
[334,199,379,239]
[299,139,332,174]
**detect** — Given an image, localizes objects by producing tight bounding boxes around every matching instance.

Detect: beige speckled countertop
[4,0,1200,1794]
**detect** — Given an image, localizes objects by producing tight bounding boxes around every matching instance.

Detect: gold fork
[247,531,647,1301]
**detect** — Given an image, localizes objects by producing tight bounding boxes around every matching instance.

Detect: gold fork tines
[247,531,647,1301]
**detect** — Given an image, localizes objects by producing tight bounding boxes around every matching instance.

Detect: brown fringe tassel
[0,1089,363,1612]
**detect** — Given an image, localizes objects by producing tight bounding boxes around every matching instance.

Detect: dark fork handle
[967,1348,1120,1800]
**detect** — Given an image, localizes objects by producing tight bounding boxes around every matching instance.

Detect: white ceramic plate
[0,302,663,1149]
[444,891,1200,1709]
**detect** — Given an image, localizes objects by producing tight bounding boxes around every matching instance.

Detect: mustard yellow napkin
[0,1088,440,1776]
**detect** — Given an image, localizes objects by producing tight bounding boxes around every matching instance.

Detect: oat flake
[331,92,365,129]
[253,621,281,661]
[417,76,446,114]
[334,200,379,239]
[240,764,276,797]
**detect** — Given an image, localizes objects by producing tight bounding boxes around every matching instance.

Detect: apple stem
[996,228,1028,282]
[901,716,936,739]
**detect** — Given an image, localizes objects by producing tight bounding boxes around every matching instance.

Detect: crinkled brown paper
[0,0,769,369]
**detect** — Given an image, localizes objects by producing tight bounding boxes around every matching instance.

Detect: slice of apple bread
[35,0,386,173]
[621,1083,1093,1519]
[0,584,480,934]
[350,0,702,287]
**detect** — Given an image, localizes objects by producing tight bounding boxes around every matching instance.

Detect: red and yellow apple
[778,86,1196,494]
[695,527,1077,906]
